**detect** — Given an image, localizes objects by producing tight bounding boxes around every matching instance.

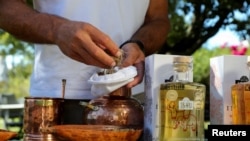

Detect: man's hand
[120,43,145,88]
[54,21,121,68]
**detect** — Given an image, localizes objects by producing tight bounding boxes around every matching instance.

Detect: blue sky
[203,8,249,50]
[203,28,242,49]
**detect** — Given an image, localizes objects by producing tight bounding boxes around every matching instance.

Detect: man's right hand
[54,21,121,68]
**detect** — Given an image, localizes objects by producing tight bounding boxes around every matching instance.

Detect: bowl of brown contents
[44,125,142,141]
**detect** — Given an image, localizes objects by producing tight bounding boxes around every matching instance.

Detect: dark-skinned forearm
[0,0,67,44]
[131,19,170,56]
[130,0,170,56]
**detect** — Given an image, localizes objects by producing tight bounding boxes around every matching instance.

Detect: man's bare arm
[119,0,170,87]
[131,0,170,56]
[0,0,68,44]
[0,0,121,68]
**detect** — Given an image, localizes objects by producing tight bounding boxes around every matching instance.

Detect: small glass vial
[159,56,205,141]
[231,59,250,124]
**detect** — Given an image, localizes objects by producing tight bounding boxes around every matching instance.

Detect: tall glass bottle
[159,56,205,141]
[231,59,250,124]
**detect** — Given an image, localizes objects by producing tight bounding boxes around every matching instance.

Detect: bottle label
[166,90,178,101]
[166,90,203,110]
[193,89,205,110]
[179,97,194,110]
[159,87,205,140]
[165,83,185,90]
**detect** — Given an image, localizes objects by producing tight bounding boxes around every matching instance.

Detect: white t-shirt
[30,0,150,99]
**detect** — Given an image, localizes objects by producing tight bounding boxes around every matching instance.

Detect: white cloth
[30,0,149,99]
[88,66,137,97]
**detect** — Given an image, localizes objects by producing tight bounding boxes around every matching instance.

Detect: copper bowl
[45,125,142,141]
[0,129,17,141]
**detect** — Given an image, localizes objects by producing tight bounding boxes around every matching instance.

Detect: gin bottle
[231,59,250,124]
[159,56,205,141]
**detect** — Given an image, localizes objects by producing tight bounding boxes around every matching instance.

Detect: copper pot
[23,97,64,141]
[80,86,144,128]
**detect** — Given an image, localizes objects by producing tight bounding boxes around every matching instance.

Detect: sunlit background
[0,0,250,140]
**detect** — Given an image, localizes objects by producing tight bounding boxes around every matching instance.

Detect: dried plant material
[103,49,125,75]
[113,49,124,67]
[0,129,17,141]
[46,125,142,141]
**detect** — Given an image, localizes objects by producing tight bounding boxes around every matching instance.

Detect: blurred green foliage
[0,32,33,98]
[0,58,32,98]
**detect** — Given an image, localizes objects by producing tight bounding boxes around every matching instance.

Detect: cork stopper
[247,56,250,67]
[248,56,250,62]
[173,56,192,63]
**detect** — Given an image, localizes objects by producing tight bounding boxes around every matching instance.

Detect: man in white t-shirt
[0,0,169,99]
[0,0,169,124]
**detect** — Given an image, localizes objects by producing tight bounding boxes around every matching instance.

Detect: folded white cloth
[88,66,137,97]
